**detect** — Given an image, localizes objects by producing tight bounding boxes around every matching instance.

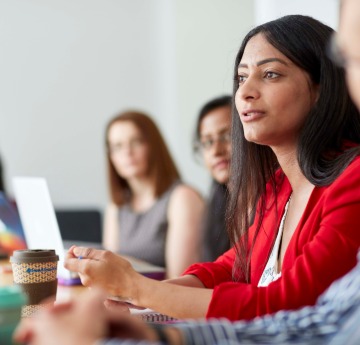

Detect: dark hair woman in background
[193,95,232,262]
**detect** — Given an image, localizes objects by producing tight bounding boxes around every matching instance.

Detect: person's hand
[14,288,183,345]
[64,246,142,301]
[14,289,109,345]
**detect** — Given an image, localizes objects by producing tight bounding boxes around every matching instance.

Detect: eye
[109,143,122,154]
[236,74,247,85]
[200,138,214,150]
[264,71,280,79]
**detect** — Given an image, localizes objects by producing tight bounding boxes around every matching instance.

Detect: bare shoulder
[105,202,119,214]
[172,184,203,202]
[168,184,204,210]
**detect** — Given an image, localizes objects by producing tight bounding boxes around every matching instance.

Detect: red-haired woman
[102,110,204,278]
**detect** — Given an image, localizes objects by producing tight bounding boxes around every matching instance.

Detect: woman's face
[235,33,319,150]
[107,121,150,180]
[199,106,232,184]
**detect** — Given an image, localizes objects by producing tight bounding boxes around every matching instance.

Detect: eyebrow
[238,57,288,69]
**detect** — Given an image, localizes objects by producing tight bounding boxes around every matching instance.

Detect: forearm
[164,275,205,288]
[132,275,212,319]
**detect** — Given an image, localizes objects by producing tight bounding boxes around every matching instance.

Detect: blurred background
[0,0,339,210]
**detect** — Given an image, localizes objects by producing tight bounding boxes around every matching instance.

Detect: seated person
[65,14,360,321]
[193,95,232,262]
[102,110,204,278]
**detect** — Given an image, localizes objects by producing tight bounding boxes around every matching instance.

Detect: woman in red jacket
[65,15,360,321]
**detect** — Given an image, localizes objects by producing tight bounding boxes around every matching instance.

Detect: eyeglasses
[327,32,360,68]
[108,138,145,154]
[195,131,231,152]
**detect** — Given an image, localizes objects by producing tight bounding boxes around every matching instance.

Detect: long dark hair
[193,96,232,261]
[227,15,360,282]
[105,110,180,206]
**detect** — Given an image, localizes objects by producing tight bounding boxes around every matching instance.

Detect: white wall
[0,0,340,210]
[0,0,252,209]
[174,0,254,194]
[255,0,340,28]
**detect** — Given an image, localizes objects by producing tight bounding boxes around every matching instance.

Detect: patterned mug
[10,249,59,317]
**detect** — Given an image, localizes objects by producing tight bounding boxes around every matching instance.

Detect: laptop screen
[12,177,71,280]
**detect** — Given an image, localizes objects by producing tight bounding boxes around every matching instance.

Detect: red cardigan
[184,155,360,321]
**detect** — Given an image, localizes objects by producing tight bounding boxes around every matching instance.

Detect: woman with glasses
[66,15,360,321]
[102,111,205,278]
[193,95,232,262]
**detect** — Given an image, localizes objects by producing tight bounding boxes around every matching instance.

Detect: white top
[258,197,291,287]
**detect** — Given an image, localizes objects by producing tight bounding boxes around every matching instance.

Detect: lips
[240,109,265,122]
[213,159,229,170]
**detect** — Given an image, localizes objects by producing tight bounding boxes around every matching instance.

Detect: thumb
[73,247,103,261]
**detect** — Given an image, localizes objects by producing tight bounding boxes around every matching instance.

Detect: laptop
[12,177,81,285]
[0,192,26,258]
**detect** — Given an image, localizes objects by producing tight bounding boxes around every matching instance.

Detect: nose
[236,75,260,101]
[210,139,227,156]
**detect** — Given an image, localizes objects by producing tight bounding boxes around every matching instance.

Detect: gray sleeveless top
[118,181,180,267]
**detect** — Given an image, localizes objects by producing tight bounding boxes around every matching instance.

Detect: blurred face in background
[107,121,150,180]
[338,0,360,109]
[199,106,232,184]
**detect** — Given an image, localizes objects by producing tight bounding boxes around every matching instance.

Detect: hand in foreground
[14,289,108,345]
[13,289,166,345]
[64,246,142,300]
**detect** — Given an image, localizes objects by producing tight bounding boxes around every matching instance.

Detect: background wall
[0,0,339,211]
[255,0,340,28]
[0,0,252,209]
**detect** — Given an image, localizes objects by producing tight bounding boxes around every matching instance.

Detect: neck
[272,146,313,195]
[127,176,156,212]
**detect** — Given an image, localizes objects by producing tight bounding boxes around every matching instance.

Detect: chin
[213,172,229,185]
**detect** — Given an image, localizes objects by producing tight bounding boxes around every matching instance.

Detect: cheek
[225,144,232,159]
[138,148,150,164]
[202,152,213,171]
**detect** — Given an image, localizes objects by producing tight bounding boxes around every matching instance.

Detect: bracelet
[151,324,169,344]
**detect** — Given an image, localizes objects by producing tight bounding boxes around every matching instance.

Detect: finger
[50,300,74,314]
[104,299,130,313]
[64,247,101,273]
[73,247,104,261]
[65,245,78,262]
[125,302,146,310]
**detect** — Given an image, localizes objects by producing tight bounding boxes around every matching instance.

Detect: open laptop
[12,177,81,285]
